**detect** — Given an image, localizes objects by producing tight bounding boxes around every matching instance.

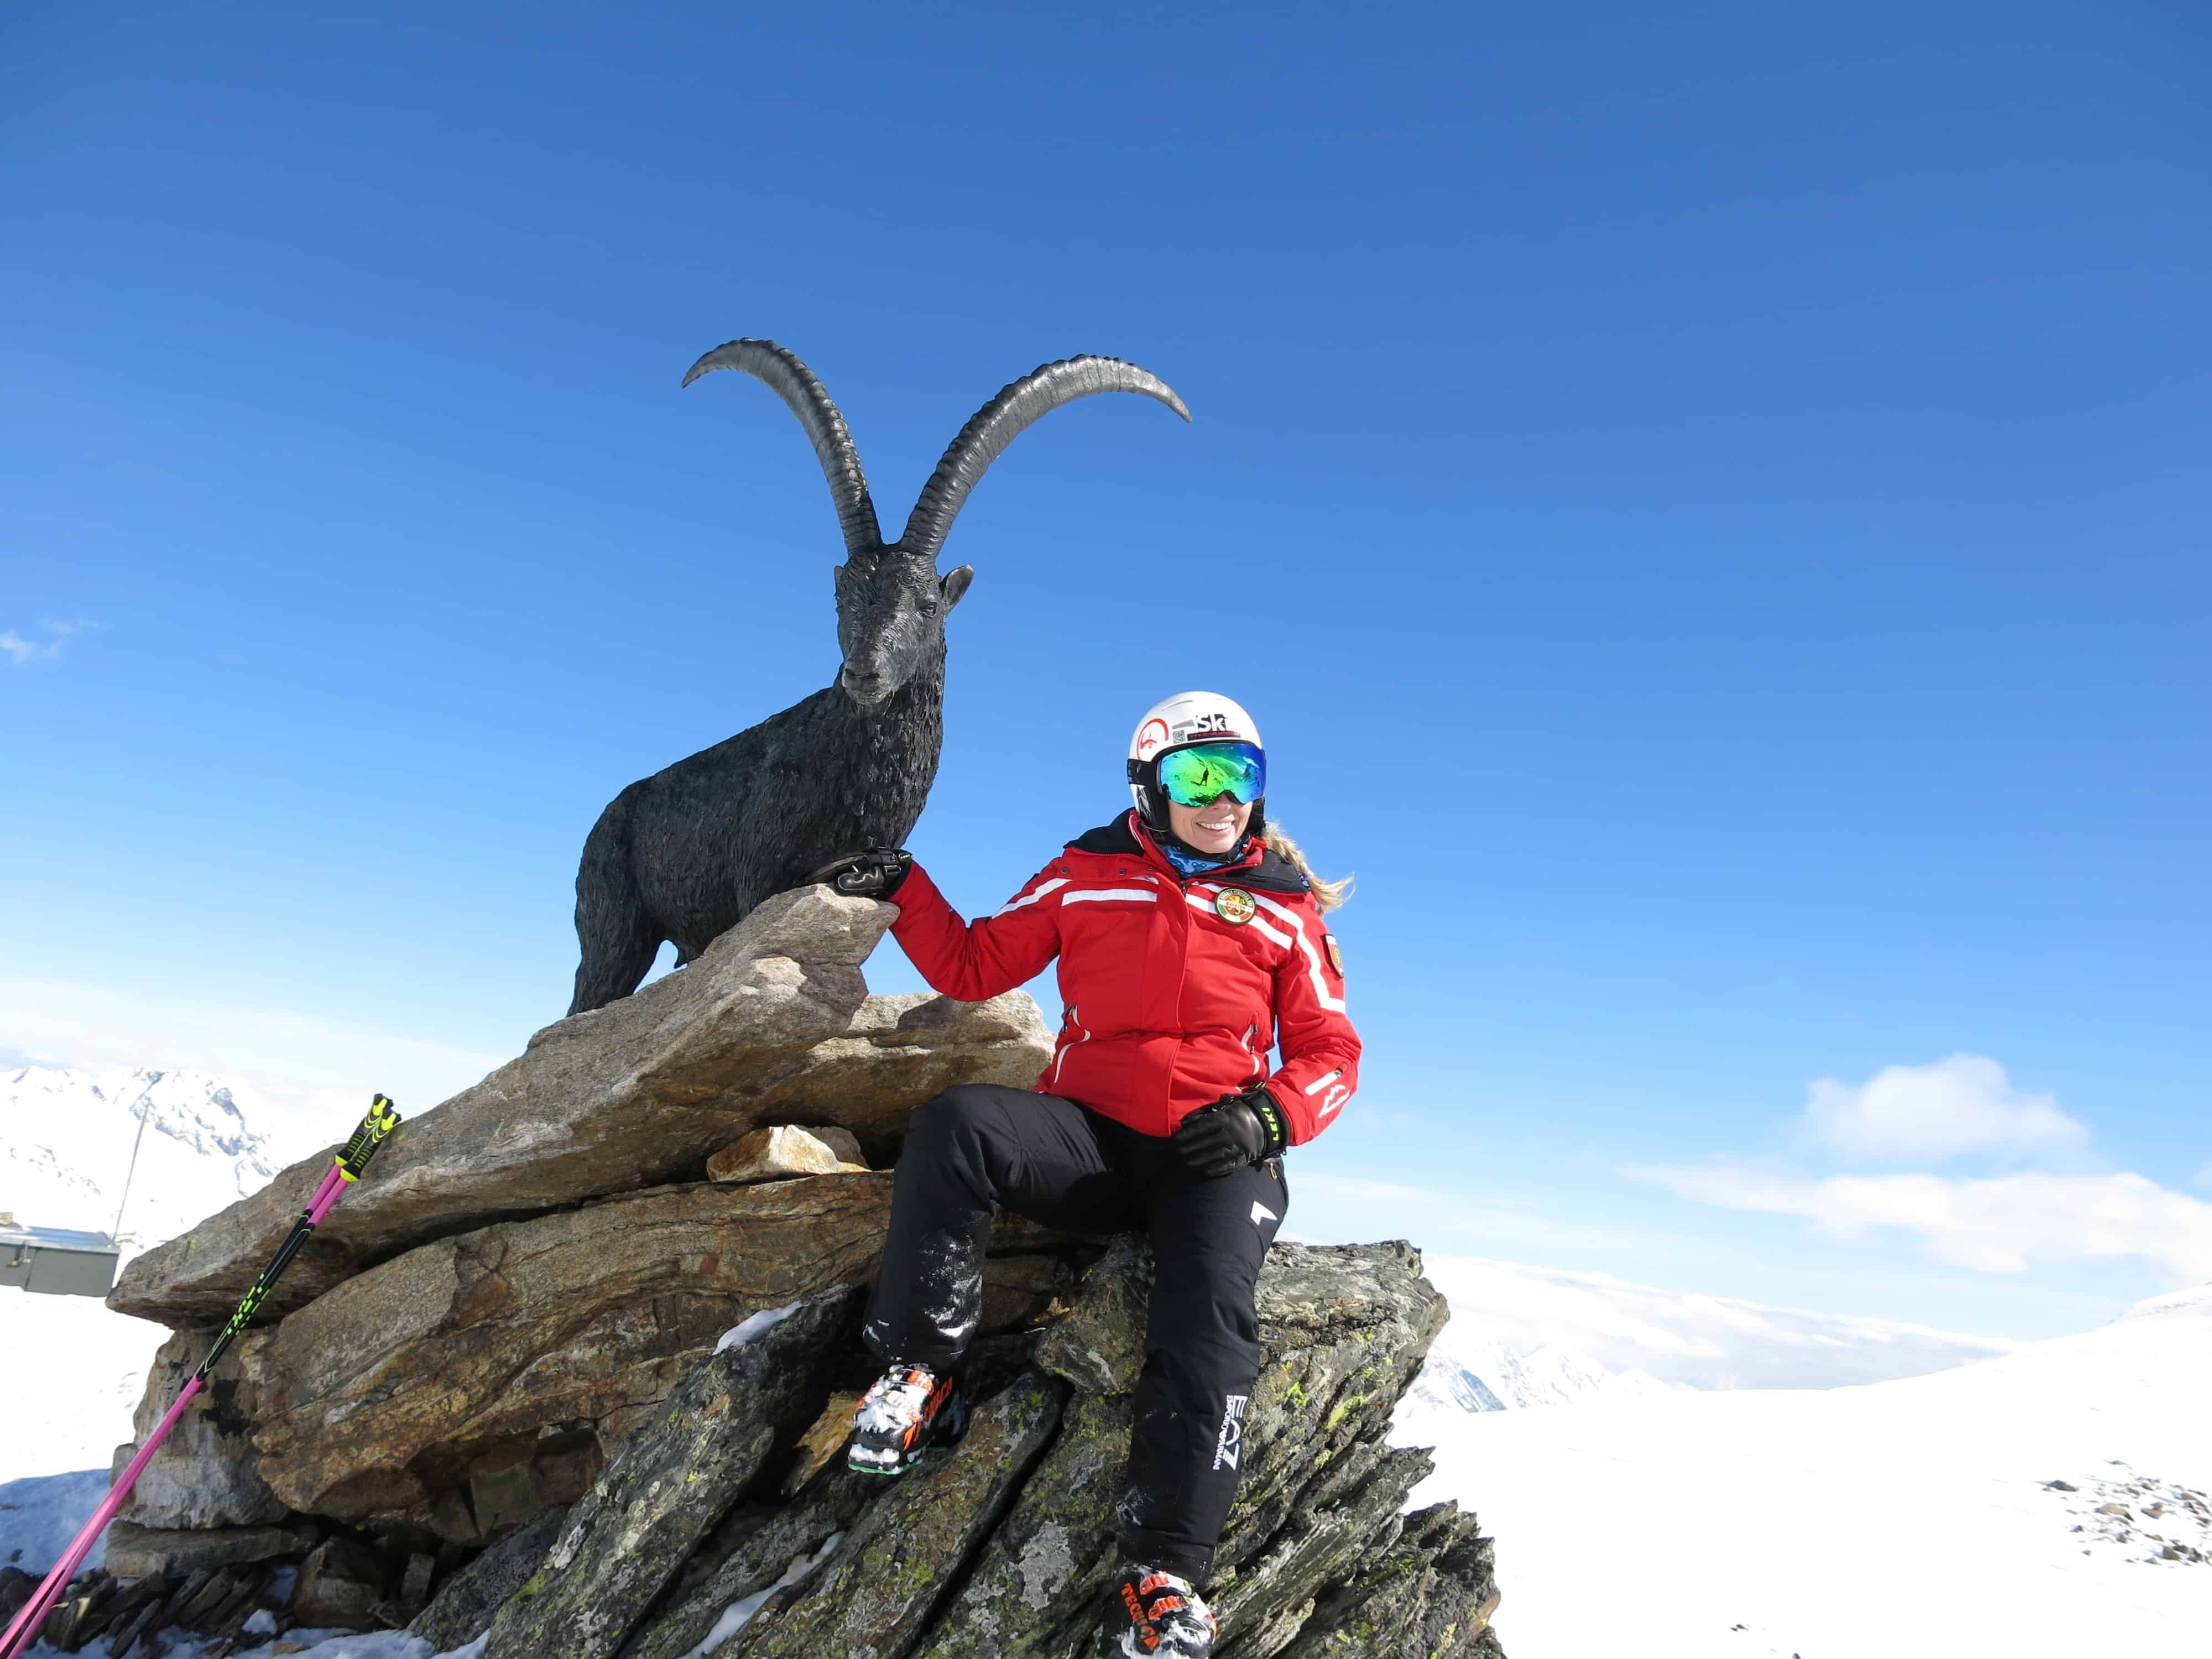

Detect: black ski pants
[863,1082,1287,1582]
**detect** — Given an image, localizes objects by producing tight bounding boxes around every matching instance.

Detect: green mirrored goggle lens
[1157,743,1266,807]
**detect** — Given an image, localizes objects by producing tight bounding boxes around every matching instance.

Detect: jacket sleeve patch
[1324,933,1345,975]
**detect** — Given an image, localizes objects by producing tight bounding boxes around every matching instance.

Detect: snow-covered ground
[1,1066,302,1481]
[1396,1282,2212,1656]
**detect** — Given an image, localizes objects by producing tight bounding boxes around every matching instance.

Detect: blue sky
[4,1,2206,1340]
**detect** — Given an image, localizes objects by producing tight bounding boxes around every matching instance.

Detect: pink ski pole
[1,1097,402,1659]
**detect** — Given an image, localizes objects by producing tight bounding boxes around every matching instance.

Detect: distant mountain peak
[0,1063,279,1250]
[2117,1282,2212,1323]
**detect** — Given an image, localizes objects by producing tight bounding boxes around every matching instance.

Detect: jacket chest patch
[1213,888,1258,926]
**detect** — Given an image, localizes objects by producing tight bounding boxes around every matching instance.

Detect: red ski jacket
[888,812,1360,1144]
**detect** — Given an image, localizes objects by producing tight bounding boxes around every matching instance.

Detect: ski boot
[1105,1563,1217,1657]
[848,1361,968,1475]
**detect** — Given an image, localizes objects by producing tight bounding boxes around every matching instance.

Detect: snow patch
[0,1469,111,1573]
[714,1301,802,1353]
[677,1532,844,1659]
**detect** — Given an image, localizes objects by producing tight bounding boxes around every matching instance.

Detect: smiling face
[1166,793,1254,855]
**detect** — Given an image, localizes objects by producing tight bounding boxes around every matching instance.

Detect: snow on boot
[848,1361,968,1475]
[1105,1563,1217,1657]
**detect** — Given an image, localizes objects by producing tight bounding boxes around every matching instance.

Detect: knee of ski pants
[1147,1257,1265,1375]
[901,1085,1011,1189]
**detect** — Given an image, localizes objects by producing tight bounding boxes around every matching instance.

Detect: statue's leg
[568,804,662,1015]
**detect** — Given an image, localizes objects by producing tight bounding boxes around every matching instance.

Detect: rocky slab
[112,887,1050,1328]
[914,1239,1453,1659]
[729,1372,1066,1659]
[242,1174,1079,1530]
[117,1328,290,1531]
[484,1286,863,1659]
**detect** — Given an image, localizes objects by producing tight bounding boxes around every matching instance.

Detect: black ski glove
[808,847,914,900]
[1172,1086,1290,1178]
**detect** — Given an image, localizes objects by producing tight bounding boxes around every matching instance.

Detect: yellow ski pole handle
[336,1093,403,1181]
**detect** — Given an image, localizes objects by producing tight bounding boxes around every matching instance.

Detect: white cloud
[0,975,502,1157]
[1288,1170,1694,1259]
[1802,1053,2088,1164]
[1,631,62,665]
[1,619,103,665]
[1632,1163,2212,1282]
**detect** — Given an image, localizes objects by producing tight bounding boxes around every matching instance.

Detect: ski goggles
[1156,742,1266,807]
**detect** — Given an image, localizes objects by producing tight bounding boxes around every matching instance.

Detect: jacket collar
[1067,811,1310,896]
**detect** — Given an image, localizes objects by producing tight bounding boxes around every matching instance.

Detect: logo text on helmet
[1168,711,1240,743]
[1136,718,1171,757]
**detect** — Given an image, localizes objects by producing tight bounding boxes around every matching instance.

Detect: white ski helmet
[1126,691,1266,827]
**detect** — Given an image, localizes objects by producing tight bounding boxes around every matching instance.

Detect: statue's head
[682,338,1187,712]
[832,552,973,706]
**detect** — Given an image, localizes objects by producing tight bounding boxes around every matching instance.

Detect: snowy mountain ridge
[1,1064,281,1250]
[2116,1280,2212,1322]
[1417,1249,2025,1391]
[1402,1322,1677,1418]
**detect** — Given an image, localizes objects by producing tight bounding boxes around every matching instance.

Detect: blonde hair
[1261,821,1353,912]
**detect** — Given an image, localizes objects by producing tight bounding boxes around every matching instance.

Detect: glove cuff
[1249,1089,1288,1157]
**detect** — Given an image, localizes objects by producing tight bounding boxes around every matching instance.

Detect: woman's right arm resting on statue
[886,858,1064,1003]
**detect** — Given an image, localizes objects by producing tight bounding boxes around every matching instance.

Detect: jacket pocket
[1050,1004,1091,1090]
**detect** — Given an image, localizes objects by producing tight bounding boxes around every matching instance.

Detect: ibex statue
[568,338,1190,1015]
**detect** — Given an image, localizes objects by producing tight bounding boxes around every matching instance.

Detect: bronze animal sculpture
[568,338,1190,1015]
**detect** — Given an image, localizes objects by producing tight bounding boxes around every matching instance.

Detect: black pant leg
[1117,1150,1288,1582]
[863,1083,1131,1369]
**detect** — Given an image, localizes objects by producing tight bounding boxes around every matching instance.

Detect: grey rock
[0,1567,36,1624]
[289,1537,388,1629]
[728,1371,1066,1659]
[907,1388,1131,1659]
[116,1329,289,1531]
[1211,1445,1433,1653]
[410,1506,571,1652]
[921,1241,1449,1659]
[113,888,1051,1327]
[1272,1501,1502,1658]
[618,1464,881,1659]
[39,1569,115,1653]
[484,1285,864,1659]
[1032,1235,1149,1395]
[103,1522,317,1582]
[95,1572,179,1659]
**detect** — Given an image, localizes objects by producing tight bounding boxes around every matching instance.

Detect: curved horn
[898,356,1190,562]
[682,338,884,557]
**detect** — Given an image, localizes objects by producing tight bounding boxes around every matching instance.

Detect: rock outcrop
[111,889,1050,1327]
[90,883,1503,1658]
[438,1238,1500,1659]
[236,1176,1077,1533]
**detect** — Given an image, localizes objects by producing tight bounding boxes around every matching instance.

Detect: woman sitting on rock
[810,689,1359,1659]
